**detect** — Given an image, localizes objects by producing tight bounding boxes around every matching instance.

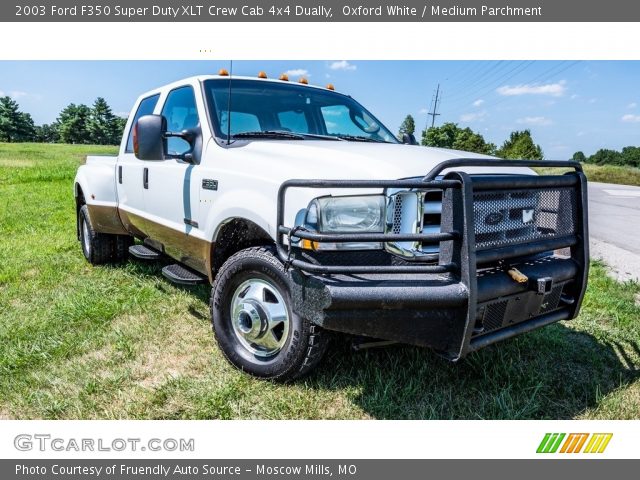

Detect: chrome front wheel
[230,278,290,358]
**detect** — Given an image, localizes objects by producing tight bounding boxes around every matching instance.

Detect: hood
[219,140,535,183]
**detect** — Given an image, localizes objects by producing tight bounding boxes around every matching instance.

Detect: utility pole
[428,83,441,129]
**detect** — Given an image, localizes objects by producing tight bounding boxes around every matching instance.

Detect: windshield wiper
[298,133,343,141]
[231,130,305,140]
[335,134,388,143]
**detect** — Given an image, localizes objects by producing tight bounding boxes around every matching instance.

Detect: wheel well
[212,218,273,273]
[75,184,85,239]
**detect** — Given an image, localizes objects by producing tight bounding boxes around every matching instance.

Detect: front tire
[210,246,328,381]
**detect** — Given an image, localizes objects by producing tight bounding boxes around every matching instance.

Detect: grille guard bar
[276,158,585,276]
[275,158,589,360]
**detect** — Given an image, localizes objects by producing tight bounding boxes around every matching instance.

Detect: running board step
[129,244,161,260]
[162,264,206,285]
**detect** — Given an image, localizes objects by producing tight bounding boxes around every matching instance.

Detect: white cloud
[621,114,640,123]
[460,111,487,122]
[517,116,553,126]
[627,102,637,109]
[0,89,29,99]
[472,99,484,107]
[588,98,597,104]
[497,80,567,97]
[570,94,579,100]
[115,111,130,119]
[418,108,428,114]
[284,69,310,78]
[329,60,356,71]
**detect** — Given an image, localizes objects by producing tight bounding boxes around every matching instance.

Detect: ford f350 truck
[74,73,589,381]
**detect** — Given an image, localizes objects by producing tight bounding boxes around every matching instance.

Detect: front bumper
[277,159,589,360]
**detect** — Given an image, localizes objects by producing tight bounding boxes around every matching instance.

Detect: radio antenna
[226,60,233,145]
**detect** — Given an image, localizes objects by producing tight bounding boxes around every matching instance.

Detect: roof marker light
[298,77,308,84]
[258,71,268,79]
[279,73,289,81]
[218,68,229,76]
[326,83,335,90]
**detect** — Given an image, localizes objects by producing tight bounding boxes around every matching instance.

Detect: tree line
[399,114,544,160]
[0,96,126,145]
[572,147,640,168]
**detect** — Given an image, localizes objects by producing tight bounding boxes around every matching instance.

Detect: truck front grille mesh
[473,187,578,250]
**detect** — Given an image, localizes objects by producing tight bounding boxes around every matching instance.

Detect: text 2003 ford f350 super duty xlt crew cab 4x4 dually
[74,72,589,381]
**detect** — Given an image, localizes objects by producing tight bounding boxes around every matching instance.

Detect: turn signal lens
[132,123,139,156]
[301,239,318,251]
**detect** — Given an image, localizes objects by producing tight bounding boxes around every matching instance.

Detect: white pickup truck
[74,73,589,381]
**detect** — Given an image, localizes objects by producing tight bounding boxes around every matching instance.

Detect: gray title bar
[4,0,640,22]
[3,459,640,480]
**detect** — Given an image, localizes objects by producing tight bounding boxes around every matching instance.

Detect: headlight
[302,195,385,250]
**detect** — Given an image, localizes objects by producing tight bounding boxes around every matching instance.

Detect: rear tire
[78,205,132,264]
[210,246,329,382]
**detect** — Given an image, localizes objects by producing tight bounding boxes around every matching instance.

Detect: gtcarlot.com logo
[536,433,613,454]
[14,434,195,452]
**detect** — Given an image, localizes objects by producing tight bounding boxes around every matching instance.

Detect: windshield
[203,79,398,143]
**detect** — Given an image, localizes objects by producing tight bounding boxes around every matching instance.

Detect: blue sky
[1,60,639,158]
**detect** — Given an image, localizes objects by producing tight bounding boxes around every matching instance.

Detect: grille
[392,194,403,234]
[473,187,577,250]
[483,300,507,332]
[420,190,443,253]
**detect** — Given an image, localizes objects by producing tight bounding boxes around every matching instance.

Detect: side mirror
[402,133,418,145]
[134,114,166,160]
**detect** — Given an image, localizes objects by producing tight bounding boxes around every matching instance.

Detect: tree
[88,97,120,145]
[620,146,640,168]
[452,128,496,156]
[496,129,544,160]
[572,151,586,163]
[34,123,60,143]
[422,122,495,155]
[587,148,620,165]
[0,96,36,142]
[113,116,128,141]
[57,103,91,144]
[398,114,416,137]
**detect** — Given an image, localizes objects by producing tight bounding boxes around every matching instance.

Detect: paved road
[588,182,640,281]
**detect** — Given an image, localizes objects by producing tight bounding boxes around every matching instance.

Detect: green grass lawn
[1,142,639,419]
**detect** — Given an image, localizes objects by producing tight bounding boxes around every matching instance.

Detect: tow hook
[507,267,528,284]
[507,266,553,295]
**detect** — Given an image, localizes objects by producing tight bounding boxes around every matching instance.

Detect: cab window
[161,86,200,155]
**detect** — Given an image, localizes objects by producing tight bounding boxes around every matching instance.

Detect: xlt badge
[202,179,218,191]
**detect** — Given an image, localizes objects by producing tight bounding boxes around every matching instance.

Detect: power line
[445,61,535,106]
[476,60,581,112]
[427,83,441,129]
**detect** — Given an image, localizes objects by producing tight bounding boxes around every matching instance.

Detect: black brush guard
[276,159,589,360]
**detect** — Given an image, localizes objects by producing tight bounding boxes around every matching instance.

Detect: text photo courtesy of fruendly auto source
[0,60,638,420]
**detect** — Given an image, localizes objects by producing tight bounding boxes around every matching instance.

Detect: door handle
[118,166,122,184]
[143,167,149,189]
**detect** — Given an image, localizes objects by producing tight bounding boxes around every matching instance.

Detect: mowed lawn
[1,142,639,420]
